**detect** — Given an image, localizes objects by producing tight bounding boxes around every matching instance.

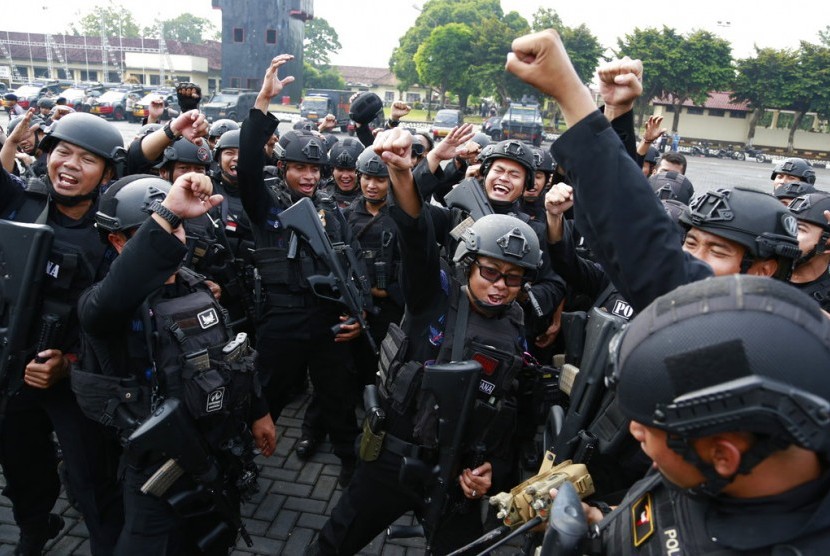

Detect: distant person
[671,131,680,151]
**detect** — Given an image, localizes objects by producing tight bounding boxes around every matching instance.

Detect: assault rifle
[0,221,54,407]
[445,177,495,222]
[395,360,481,554]
[279,197,377,353]
[129,398,254,549]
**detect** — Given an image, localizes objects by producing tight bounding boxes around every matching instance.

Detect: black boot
[14,513,64,556]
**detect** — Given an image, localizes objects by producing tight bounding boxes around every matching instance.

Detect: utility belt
[262,290,316,309]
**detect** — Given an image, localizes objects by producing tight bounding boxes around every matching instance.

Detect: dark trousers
[0,382,123,555]
[313,451,484,555]
[257,335,359,462]
[116,463,234,556]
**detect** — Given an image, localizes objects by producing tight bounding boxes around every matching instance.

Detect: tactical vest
[345,201,400,293]
[378,277,524,459]
[6,187,111,354]
[74,269,256,449]
[251,181,350,299]
[143,268,256,448]
[796,273,830,312]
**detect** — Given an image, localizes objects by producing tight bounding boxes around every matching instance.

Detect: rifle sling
[451,291,470,362]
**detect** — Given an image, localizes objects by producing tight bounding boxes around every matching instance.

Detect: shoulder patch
[631,492,655,547]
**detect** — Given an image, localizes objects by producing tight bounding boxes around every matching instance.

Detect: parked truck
[501,102,544,147]
[300,89,353,131]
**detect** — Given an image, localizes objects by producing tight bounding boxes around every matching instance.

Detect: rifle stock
[445,178,495,221]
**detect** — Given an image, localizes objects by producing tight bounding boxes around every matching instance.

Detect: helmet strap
[46,176,100,207]
[794,230,830,268]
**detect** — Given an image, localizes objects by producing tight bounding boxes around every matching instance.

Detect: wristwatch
[148,200,182,229]
[386,119,400,128]
[162,121,180,141]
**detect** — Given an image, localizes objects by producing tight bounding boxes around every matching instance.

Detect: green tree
[531,7,563,31]
[304,18,342,67]
[68,5,140,38]
[414,23,477,107]
[471,13,532,106]
[303,62,345,90]
[617,27,685,128]
[733,47,798,145]
[391,0,503,95]
[145,14,219,44]
[779,41,830,151]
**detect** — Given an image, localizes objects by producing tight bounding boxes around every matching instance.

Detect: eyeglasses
[473,260,523,287]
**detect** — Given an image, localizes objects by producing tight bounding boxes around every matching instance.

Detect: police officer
[571,275,830,553]
[519,146,554,222]
[0,111,47,178]
[125,108,209,176]
[238,54,364,485]
[647,170,694,205]
[309,128,543,555]
[208,128,259,335]
[319,137,364,209]
[0,111,125,555]
[206,118,239,151]
[771,156,816,189]
[774,180,816,206]
[77,173,275,555]
[297,146,406,460]
[788,191,830,310]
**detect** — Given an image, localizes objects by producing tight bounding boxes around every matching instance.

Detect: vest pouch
[252,247,292,287]
[71,368,151,431]
[468,341,522,401]
[377,322,409,402]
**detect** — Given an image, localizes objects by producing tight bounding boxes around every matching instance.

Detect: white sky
[5,0,828,68]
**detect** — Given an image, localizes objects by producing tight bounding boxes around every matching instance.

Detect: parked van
[431,109,464,141]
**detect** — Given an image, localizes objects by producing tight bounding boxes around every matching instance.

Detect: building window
[686,106,704,115]
[708,109,725,117]
[208,78,217,92]
[405,92,421,103]
[233,28,244,43]
[80,70,97,81]
[266,29,277,44]
[34,67,49,78]
[230,77,241,88]
[384,91,395,103]
[729,111,747,119]
[247,78,259,90]
[108,71,120,83]
[664,104,675,113]
[15,66,28,79]
[150,74,161,86]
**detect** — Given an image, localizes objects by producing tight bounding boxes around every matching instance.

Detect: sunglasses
[473,260,523,287]
[411,143,425,157]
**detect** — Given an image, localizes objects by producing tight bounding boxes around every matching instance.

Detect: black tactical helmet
[454,213,542,272]
[356,146,388,177]
[349,92,383,125]
[531,146,555,174]
[679,187,800,266]
[612,275,830,491]
[39,112,125,163]
[328,138,364,169]
[476,143,495,163]
[275,130,329,166]
[661,199,688,225]
[95,174,170,235]
[649,171,695,205]
[471,132,491,151]
[293,119,315,131]
[480,140,536,190]
[214,129,240,155]
[789,192,830,263]
[644,146,660,165]
[773,180,816,201]
[771,157,816,185]
[37,97,55,110]
[7,115,47,135]
[155,139,213,169]
[208,118,239,139]
[789,191,830,231]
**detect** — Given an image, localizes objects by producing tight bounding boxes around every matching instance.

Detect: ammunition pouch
[252,245,314,291]
[377,323,420,416]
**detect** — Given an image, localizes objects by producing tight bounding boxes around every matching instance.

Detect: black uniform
[237,109,361,464]
[313,204,527,555]
[77,216,268,555]
[794,271,830,312]
[591,469,830,554]
[0,170,123,554]
[319,177,361,210]
[551,110,712,313]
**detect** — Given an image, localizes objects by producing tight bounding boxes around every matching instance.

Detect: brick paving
[0,389,527,555]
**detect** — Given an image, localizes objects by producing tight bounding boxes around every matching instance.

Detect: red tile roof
[652,91,750,111]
